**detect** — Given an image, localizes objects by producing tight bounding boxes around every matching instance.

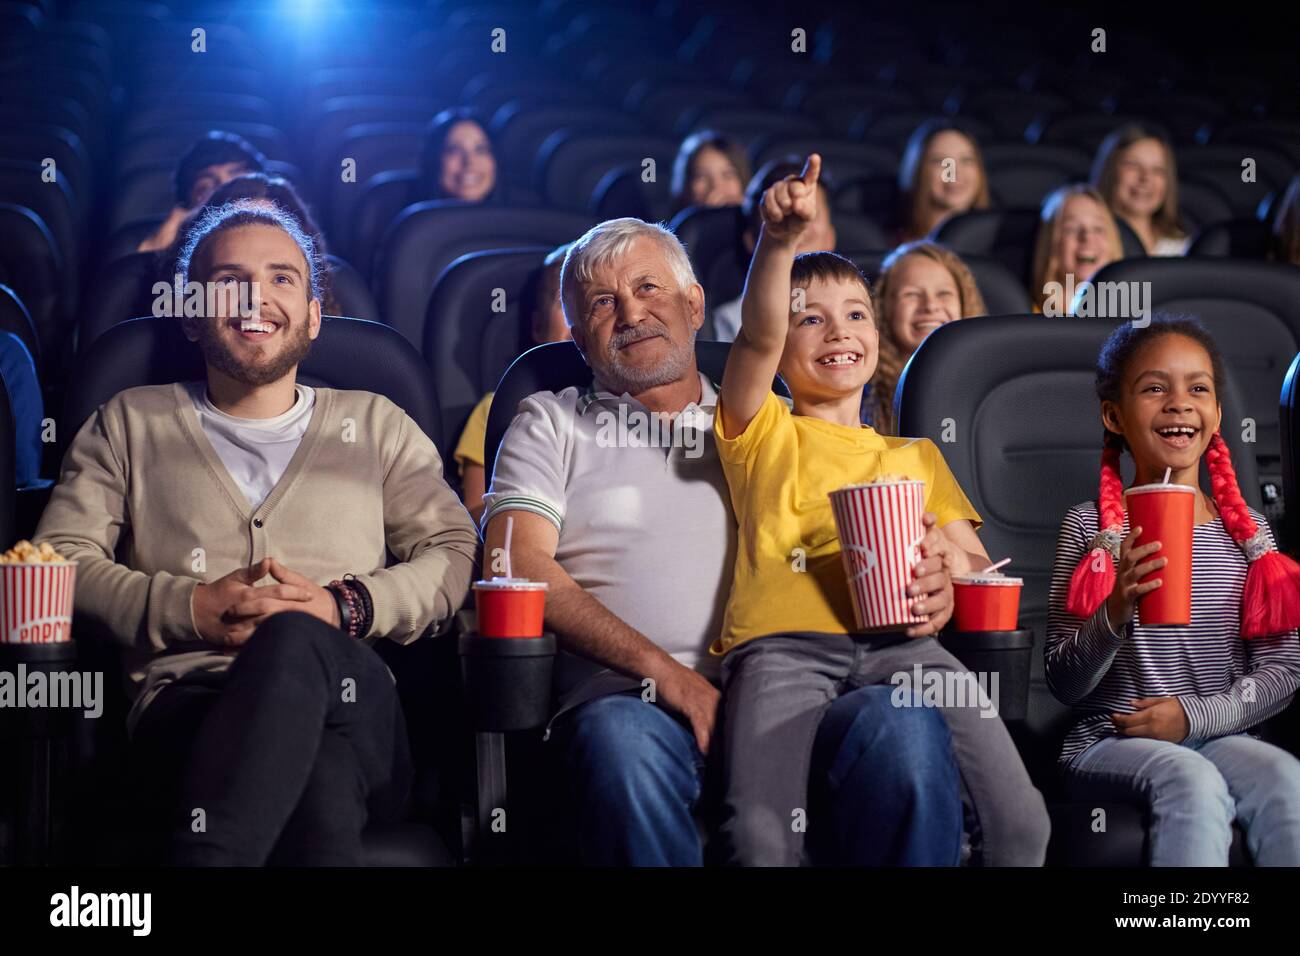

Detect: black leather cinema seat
[0,284,42,372]
[423,248,551,455]
[671,204,748,337]
[59,315,457,865]
[1187,218,1274,259]
[375,201,594,350]
[982,143,1091,209]
[0,161,81,316]
[535,131,678,212]
[931,208,1042,284]
[896,315,1261,865]
[0,203,63,355]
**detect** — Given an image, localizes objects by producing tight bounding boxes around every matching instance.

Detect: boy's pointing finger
[800,152,821,187]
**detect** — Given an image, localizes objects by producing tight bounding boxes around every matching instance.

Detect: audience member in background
[38,202,478,865]
[670,130,751,213]
[711,159,838,341]
[867,242,987,434]
[418,108,498,204]
[161,173,342,315]
[1270,173,1300,266]
[895,120,991,243]
[0,331,44,488]
[1092,123,1189,257]
[1031,184,1124,315]
[137,131,267,253]
[455,243,573,522]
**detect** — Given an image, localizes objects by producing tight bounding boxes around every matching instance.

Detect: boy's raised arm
[718,153,822,439]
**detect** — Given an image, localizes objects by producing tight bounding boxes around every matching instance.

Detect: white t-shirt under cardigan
[1046,500,1300,766]
[188,382,316,509]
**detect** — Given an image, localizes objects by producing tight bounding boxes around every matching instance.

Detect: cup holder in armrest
[458,631,556,732]
[937,627,1033,722]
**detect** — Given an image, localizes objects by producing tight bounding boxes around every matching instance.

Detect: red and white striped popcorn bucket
[0,562,77,644]
[829,480,927,631]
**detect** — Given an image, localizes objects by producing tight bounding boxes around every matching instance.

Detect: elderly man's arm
[484,510,720,753]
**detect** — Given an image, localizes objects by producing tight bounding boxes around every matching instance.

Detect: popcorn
[871,474,913,484]
[0,540,67,563]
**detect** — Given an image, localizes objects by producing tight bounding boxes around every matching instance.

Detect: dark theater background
[0,0,1298,935]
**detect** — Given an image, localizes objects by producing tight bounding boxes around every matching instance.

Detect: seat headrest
[423,247,550,445]
[62,314,444,452]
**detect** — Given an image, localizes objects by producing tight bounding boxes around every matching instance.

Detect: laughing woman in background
[1092,124,1189,257]
[1031,184,1124,315]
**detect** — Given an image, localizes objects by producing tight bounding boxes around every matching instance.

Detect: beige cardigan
[36,383,480,731]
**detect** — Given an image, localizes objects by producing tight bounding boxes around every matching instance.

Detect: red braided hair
[1204,432,1300,638]
[1065,433,1126,618]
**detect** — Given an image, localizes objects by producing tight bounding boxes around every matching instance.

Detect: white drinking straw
[1162,467,1172,484]
[503,515,514,580]
[980,557,1012,574]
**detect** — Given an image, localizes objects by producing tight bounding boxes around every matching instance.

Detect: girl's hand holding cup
[1104,525,1167,632]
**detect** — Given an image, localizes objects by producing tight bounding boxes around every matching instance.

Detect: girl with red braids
[1046,315,1300,865]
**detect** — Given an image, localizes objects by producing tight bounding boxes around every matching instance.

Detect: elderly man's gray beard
[589,318,698,395]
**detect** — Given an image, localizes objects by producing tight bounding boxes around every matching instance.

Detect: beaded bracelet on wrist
[328,580,362,638]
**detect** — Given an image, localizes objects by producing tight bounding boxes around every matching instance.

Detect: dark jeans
[720,633,1049,866]
[130,611,413,866]
[549,683,963,866]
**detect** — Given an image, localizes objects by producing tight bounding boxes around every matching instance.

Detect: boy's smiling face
[778,276,878,404]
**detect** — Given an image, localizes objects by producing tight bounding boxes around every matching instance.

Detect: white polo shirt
[482,372,736,708]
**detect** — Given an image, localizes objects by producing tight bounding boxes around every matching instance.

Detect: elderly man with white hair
[482,218,964,866]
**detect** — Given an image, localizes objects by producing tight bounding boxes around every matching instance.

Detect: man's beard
[591,318,698,395]
[196,318,313,387]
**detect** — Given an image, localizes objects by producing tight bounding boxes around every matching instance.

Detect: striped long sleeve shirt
[1046,500,1300,766]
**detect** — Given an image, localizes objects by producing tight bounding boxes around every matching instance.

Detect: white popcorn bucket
[829,481,927,630]
[0,562,77,644]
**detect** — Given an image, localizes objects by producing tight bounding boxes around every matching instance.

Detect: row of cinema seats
[62,199,1300,538]
[7,307,1298,867]
[5,2,1299,381]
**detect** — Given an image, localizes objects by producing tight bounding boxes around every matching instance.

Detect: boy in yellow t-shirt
[713,154,1049,866]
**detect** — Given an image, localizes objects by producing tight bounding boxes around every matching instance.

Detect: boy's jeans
[550,683,963,866]
[1064,732,1300,865]
[720,632,1051,866]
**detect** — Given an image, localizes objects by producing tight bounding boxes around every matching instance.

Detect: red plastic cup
[1125,483,1195,625]
[951,572,1023,631]
[474,578,548,638]
[829,480,928,631]
[0,561,78,644]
